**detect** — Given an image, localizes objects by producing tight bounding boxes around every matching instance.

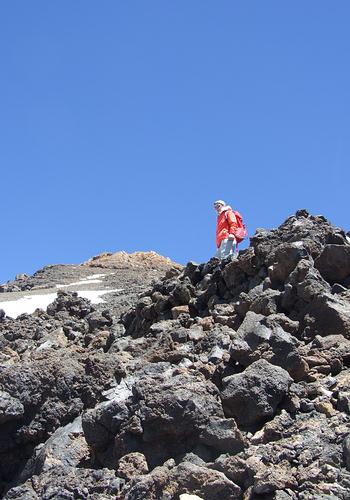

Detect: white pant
[215,238,237,259]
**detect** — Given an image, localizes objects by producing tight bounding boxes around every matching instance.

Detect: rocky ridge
[0,251,181,294]
[1,211,350,499]
[82,251,181,271]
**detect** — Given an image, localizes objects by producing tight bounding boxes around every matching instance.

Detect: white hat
[214,200,226,206]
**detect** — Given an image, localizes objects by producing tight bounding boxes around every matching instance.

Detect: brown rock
[89,330,110,349]
[172,305,190,319]
[82,251,182,271]
[117,452,149,480]
[314,400,336,417]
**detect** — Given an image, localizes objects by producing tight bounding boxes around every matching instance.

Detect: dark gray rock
[169,282,194,306]
[86,310,112,332]
[183,261,202,285]
[303,293,350,339]
[4,466,123,499]
[262,313,299,335]
[250,288,281,316]
[267,242,309,285]
[315,245,350,283]
[133,372,223,445]
[251,211,340,262]
[46,291,93,319]
[0,391,24,424]
[176,452,205,466]
[288,259,331,304]
[230,313,308,381]
[337,393,350,414]
[82,399,130,451]
[343,434,350,471]
[199,418,245,454]
[221,359,292,427]
[332,283,348,294]
[210,453,256,489]
[83,370,226,469]
[15,416,87,488]
[222,260,246,291]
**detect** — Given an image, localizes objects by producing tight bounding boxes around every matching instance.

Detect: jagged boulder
[221,359,292,427]
[117,452,149,480]
[82,398,130,451]
[267,242,309,286]
[282,259,332,313]
[251,210,342,262]
[4,466,123,499]
[198,417,245,454]
[230,312,308,381]
[0,391,24,425]
[249,288,281,315]
[124,371,224,459]
[303,293,350,339]
[86,309,113,332]
[315,244,350,283]
[343,434,350,471]
[118,462,241,500]
[83,367,228,468]
[13,416,88,489]
[46,290,93,319]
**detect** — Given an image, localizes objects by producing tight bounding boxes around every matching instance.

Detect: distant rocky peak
[81,250,182,271]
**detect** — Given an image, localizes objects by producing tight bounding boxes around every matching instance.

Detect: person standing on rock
[214,200,239,259]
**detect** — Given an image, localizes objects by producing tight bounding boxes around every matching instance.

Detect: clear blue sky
[1,2,349,283]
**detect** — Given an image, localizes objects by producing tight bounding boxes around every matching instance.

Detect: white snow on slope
[79,289,122,302]
[86,274,108,279]
[56,273,109,288]
[0,289,122,319]
[56,279,103,288]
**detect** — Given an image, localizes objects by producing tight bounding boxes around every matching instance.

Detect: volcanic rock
[2,211,350,499]
[230,311,308,380]
[315,244,350,283]
[221,359,292,427]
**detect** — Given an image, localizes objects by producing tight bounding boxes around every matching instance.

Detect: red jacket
[216,206,238,248]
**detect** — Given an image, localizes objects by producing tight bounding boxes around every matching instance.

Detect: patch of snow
[77,289,122,303]
[0,294,58,319]
[0,289,123,319]
[56,273,109,288]
[56,279,103,288]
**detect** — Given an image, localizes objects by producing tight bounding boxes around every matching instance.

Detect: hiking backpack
[229,210,248,244]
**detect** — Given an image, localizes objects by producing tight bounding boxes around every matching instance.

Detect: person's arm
[226,210,238,239]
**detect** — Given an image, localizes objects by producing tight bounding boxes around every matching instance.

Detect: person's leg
[221,238,231,259]
[215,239,226,259]
[221,238,236,259]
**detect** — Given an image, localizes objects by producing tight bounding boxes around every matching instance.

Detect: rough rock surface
[82,250,182,271]
[221,359,292,427]
[1,211,350,499]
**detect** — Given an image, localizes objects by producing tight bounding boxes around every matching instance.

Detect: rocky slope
[1,211,350,499]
